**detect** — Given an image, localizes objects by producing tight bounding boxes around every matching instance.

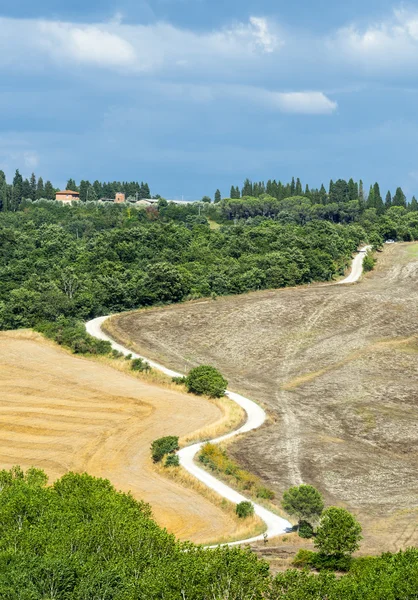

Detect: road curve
[85,248,370,546]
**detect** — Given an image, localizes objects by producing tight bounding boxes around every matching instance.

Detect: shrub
[293,549,316,568]
[256,486,275,500]
[172,376,187,385]
[165,454,180,468]
[35,318,112,355]
[151,436,179,463]
[185,365,228,398]
[298,520,314,539]
[124,353,132,360]
[111,349,124,359]
[311,552,352,572]
[131,358,151,372]
[363,251,376,272]
[236,501,254,519]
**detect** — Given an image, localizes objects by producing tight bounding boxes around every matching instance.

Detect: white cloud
[0,15,282,74]
[329,8,418,72]
[37,21,137,68]
[23,151,40,169]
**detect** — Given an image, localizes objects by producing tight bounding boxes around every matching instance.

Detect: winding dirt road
[86,248,369,545]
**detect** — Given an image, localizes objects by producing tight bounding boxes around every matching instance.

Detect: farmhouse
[55,190,80,202]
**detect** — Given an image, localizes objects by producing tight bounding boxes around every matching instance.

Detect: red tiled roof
[56,190,80,195]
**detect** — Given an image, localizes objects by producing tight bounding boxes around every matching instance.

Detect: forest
[0,468,416,599]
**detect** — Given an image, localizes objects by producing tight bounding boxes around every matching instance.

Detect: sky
[1,1,418,199]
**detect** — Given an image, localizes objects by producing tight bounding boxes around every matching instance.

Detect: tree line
[223,176,417,212]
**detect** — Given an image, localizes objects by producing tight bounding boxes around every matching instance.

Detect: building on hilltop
[114,192,126,203]
[56,190,80,202]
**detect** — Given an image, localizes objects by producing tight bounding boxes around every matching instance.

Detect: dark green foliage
[35,317,112,355]
[214,189,221,203]
[165,454,180,467]
[151,436,179,463]
[282,484,324,527]
[185,365,228,398]
[298,520,314,539]
[0,468,272,599]
[172,376,187,385]
[130,357,151,372]
[236,501,254,518]
[315,507,362,556]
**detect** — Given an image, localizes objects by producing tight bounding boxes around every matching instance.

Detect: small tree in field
[314,507,362,556]
[185,365,228,398]
[282,484,324,530]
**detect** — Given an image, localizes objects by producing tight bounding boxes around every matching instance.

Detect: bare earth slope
[109,243,418,553]
[0,331,240,544]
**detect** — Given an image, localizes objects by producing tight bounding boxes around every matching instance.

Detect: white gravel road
[85,248,369,546]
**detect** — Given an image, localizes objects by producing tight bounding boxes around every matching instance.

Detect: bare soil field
[109,243,418,554]
[0,330,249,544]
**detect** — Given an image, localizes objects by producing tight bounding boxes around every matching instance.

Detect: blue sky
[1,1,418,199]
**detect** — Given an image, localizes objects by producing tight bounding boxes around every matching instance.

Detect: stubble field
[0,330,250,544]
[108,243,418,554]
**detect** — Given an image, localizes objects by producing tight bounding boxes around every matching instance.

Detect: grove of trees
[0,467,417,599]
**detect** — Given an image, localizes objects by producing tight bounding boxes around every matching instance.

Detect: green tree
[66,178,78,191]
[87,185,98,202]
[11,169,23,210]
[373,182,384,214]
[315,507,362,556]
[385,190,392,210]
[44,181,55,200]
[202,195,212,203]
[36,176,44,200]
[79,180,90,202]
[214,189,221,203]
[393,187,407,207]
[410,196,418,212]
[185,365,228,398]
[282,484,324,528]
[29,172,37,200]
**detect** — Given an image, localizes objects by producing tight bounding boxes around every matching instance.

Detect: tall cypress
[393,187,407,207]
[12,169,23,210]
[36,177,44,200]
[29,173,37,201]
[385,191,392,210]
[410,196,418,212]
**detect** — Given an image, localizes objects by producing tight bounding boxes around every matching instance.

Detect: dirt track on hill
[0,331,240,544]
[109,243,418,554]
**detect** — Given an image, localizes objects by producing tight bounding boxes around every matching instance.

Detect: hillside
[107,242,418,554]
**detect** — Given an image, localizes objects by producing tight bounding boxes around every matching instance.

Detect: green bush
[131,358,151,372]
[256,486,275,500]
[315,507,362,557]
[151,436,179,463]
[293,549,316,568]
[282,484,324,526]
[298,520,314,539]
[35,317,112,355]
[363,251,376,272]
[172,376,187,385]
[311,552,352,572]
[236,501,254,519]
[185,365,228,398]
[165,454,180,468]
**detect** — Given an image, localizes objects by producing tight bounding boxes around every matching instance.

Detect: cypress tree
[393,187,407,207]
[44,181,55,200]
[214,189,221,203]
[0,170,6,211]
[21,178,31,200]
[373,182,384,214]
[242,178,252,197]
[410,196,418,212]
[230,185,236,199]
[29,173,37,200]
[66,178,78,191]
[12,169,23,210]
[385,191,392,210]
[290,177,296,196]
[295,178,302,195]
[36,177,44,200]
[319,184,327,204]
[235,186,241,198]
[359,180,364,201]
[367,185,375,209]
